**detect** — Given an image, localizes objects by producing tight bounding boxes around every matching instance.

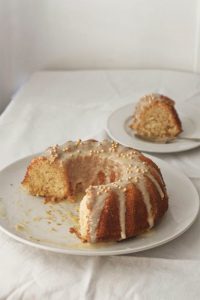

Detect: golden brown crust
[125,183,149,238]
[96,192,121,241]
[139,154,168,219]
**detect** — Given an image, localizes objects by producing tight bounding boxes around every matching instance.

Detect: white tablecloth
[1,70,200,299]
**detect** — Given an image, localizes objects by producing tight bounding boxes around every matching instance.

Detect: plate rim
[0,153,199,256]
[106,102,200,154]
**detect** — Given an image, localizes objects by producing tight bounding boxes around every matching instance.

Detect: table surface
[1,69,200,300]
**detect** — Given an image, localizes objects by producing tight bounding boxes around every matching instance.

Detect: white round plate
[0,154,199,256]
[106,103,200,153]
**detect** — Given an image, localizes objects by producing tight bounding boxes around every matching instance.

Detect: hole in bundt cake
[66,155,122,199]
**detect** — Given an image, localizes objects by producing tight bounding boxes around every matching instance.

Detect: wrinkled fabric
[0,70,200,300]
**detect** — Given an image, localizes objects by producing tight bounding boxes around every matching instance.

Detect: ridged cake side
[79,151,168,243]
[21,139,168,243]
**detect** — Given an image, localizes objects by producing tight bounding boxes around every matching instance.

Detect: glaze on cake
[22,139,168,243]
[130,94,183,143]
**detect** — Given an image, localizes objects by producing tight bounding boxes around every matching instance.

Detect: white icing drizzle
[147,174,164,199]
[79,195,90,238]
[42,139,166,240]
[88,193,108,243]
[137,179,154,228]
[87,188,127,242]
[117,189,126,239]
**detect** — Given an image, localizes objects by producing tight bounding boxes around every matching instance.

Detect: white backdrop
[0,0,200,113]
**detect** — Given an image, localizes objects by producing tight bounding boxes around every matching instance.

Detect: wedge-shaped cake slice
[130,94,183,143]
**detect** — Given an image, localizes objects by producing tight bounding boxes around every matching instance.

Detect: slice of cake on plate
[130,94,182,143]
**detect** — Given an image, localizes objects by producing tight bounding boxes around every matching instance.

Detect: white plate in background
[106,103,200,153]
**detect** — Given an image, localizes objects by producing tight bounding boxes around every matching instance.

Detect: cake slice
[130,94,183,143]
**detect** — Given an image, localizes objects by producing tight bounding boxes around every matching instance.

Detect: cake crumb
[51,227,57,232]
[33,216,42,222]
[15,223,25,231]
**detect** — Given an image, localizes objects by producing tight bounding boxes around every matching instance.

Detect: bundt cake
[130,94,183,143]
[21,139,168,243]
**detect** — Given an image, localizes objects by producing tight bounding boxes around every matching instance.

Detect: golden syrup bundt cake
[22,139,168,243]
[130,94,183,143]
